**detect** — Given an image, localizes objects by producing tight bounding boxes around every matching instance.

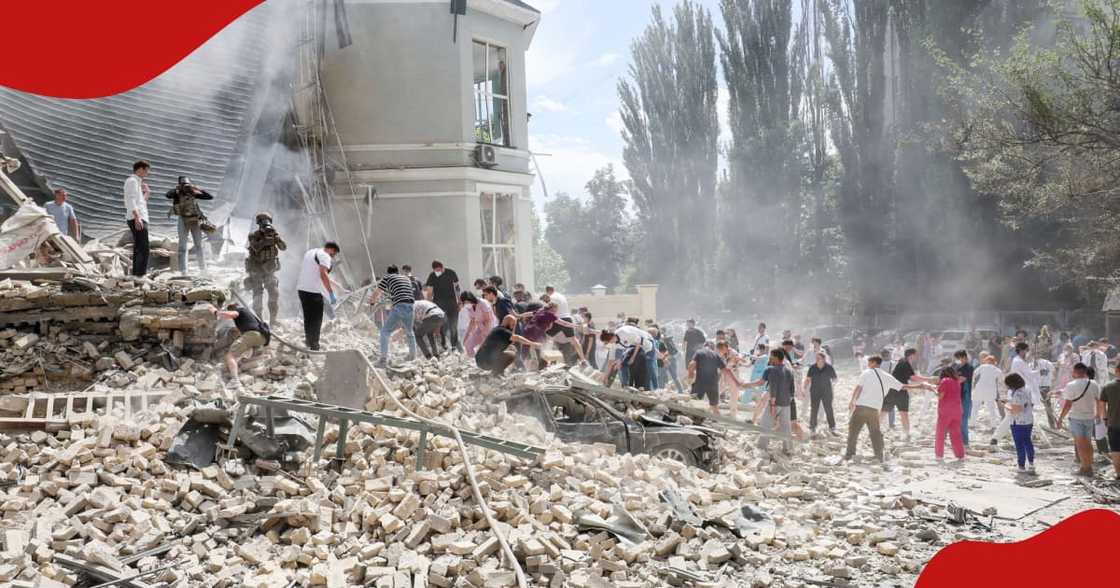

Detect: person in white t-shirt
[1030,355,1057,427]
[296,242,340,351]
[543,286,571,319]
[971,354,1003,429]
[1057,362,1104,476]
[844,355,927,463]
[1080,341,1109,386]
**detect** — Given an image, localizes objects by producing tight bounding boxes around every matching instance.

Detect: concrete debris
[0,306,1104,587]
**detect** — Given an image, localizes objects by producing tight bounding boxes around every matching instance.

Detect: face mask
[434,271,443,277]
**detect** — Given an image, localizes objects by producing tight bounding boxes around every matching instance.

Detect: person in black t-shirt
[804,352,838,435]
[689,342,744,414]
[483,286,516,329]
[475,326,541,376]
[211,304,270,388]
[424,261,462,352]
[883,348,938,442]
[683,319,706,364]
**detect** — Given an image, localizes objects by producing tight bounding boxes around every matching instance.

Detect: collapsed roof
[0,2,292,238]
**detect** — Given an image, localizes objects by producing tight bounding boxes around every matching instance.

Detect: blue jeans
[177,217,206,273]
[1010,423,1034,467]
[960,385,972,446]
[664,356,684,393]
[646,348,659,390]
[379,303,416,362]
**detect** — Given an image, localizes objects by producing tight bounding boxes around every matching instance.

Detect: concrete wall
[568,285,659,324]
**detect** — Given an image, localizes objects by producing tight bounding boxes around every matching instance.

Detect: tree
[619,1,719,307]
[532,205,570,292]
[543,165,633,292]
[940,0,1120,305]
[818,0,895,312]
[717,0,807,305]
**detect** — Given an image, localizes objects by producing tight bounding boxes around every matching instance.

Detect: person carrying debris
[123,160,151,277]
[296,242,340,351]
[742,349,796,454]
[413,298,446,360]
[209,303,270,390]
[688,341,744,416]
[166,176,214,275]
[882,348,938,444]
[475,324,542,376]
[600,323,655,390]
[244,212,287,323]
[370,265,418,367]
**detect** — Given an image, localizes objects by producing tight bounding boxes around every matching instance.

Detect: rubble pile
[0,318,1095,587]
[0,276,226,395]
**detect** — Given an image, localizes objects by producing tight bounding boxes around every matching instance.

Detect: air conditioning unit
[475,144,498,168]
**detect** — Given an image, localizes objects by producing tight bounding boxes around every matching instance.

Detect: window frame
[479,190,518,283]
[472,39,512,148]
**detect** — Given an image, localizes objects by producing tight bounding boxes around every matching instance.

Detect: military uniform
[245,214,287,322]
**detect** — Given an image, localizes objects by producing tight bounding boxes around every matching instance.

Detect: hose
[232,289,527,588]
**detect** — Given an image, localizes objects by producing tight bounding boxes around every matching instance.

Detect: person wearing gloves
[296,242,340,351]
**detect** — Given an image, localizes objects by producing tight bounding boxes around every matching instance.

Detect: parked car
[504,386,722,471]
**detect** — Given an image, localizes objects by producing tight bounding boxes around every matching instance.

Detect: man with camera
[245,212,287,322]
[165,175,214,275]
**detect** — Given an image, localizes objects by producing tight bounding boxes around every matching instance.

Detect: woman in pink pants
[934,366,966,462]
[460,291,494,358]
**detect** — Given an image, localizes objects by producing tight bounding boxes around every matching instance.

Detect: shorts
[546,320,575,338]
[693,383,719,407]
[1068,417,1094,439]
[882,389,910,412]
[1109,426,1120,453]
[228,330,266,357]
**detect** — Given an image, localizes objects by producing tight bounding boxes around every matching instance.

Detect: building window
[480,192,517,283]
[473,40,511,147]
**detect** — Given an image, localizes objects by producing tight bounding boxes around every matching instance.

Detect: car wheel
[652,445,697,466]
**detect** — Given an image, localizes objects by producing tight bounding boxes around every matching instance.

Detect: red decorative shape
[916,509,1120,586]
[0,0,265,98]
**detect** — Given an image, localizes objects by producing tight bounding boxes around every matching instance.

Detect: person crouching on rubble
[210,304,270,391]
[475,324,541,376]
[166,176,214,275]
[413,298,446,360]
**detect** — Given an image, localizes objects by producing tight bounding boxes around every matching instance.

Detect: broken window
[473,40,511,147]
[480,192,517,284]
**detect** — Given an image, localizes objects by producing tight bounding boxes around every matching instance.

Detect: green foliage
[531,205,570,292]
[618,1,720,305]
[941,0,1120,302]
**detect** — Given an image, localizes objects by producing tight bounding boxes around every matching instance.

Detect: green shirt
[1101,380,1120,427]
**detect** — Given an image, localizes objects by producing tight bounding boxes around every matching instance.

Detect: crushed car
[503,385,722,471]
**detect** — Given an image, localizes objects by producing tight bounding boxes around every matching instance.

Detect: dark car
[504,386,721,471]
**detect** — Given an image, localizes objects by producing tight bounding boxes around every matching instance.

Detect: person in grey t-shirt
[44,188,79,238]
[745,349,796,454]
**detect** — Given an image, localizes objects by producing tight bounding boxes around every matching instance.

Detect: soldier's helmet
[255,212,273,224]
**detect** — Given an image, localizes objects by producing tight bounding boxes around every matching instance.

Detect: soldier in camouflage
[245,212,287,322]
[166,176,214,274]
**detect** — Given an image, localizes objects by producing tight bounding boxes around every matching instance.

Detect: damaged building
[0,0,540,289]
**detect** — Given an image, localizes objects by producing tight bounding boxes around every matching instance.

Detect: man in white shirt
[753,322,770,350]
[971,354,1003,429]
[1081,341,1109,386]
[845,355,926,463]
[44,188,79,239]
[123,160,151,276]
[296,242,340,351]
[543,286,571,320]
[1031,354,1057,427]
[1057,363,1104,476]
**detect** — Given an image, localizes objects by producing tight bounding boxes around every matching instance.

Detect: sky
[525,0,726,210]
